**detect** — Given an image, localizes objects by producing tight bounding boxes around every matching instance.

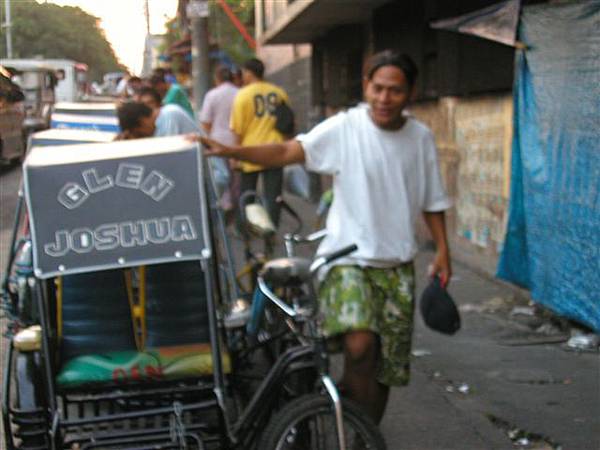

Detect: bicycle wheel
[258,394,386,450]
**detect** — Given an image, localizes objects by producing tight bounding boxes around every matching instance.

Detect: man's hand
[422,211,452,288]
[428,247,452,288]
[229,158,242,170]
[186,136,305,167]
[115,130,135,141]
[186,134,233,158]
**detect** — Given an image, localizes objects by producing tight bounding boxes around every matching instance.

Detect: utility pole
[141,0,153,76]
[187,0,210,115]
[4,0,13,58]
[144,0,150,34]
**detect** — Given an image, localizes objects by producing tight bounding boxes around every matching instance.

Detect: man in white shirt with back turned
[200,66,239,214]
[196,50,452,424]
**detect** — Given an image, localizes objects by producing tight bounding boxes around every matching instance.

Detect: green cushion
[57,344,231,388]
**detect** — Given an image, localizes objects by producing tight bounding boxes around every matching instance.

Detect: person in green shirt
[150,72,195,119]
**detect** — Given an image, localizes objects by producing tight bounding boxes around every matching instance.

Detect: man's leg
[261,167,283,227]
[239,171,259,197]
[342,330,390,424]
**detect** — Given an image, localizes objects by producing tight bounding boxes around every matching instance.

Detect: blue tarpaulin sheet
[497,2,600,331]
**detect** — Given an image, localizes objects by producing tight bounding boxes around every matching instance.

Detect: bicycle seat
[261,257,312,287]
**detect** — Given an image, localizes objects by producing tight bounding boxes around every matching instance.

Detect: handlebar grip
[277,196,302,220]
[323,244,358,264]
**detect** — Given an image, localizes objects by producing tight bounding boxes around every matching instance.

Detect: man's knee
[344,331,378,365]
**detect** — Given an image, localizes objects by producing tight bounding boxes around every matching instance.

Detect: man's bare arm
[196,136,305,167]
[422,211,452,287]
[201,122,212,134]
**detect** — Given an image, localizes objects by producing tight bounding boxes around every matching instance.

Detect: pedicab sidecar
[0,135,249,450]
[50,102,119,133]
[2,134,387,450]
[26,128,117,148]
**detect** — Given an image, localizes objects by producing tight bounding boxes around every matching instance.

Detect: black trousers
[240,168,283,227]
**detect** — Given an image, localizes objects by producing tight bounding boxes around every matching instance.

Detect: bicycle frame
[255,261,359,450]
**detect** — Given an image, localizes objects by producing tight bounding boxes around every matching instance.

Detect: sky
[46,0,178,74]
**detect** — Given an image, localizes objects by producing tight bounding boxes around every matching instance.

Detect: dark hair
[149,73,166,86]
[117,102,153,131]
[128,76,142,84]
[364,50,418,87]
[152,68,167,78]
[242,58,265,79]
[215,65,233,82]
[138,86,162,105]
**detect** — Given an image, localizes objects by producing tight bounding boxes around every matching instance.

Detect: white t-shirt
[298,104,452,267]
[155,104,200,137]
[154,104,229,195]
[199,82,239,146]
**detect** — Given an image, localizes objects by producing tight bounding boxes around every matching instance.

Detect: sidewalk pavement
[244,195,599,450]
[374,251,599,450]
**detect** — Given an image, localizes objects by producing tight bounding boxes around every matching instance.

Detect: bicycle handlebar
[258,243,358,319]
[277,196,303,235]
[287,228,327,244]
[309,244,358,275]
[324,244,358,264]
[257,276,298,318]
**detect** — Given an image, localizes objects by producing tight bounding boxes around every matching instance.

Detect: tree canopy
[160,0,255,73]
[0,2,125,81]
[209,0,255,64]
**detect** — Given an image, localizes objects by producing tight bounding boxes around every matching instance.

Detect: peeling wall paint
[412,94,513,261]
[454,96,512,251]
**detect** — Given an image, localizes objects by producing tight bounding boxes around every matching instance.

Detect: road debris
[457,383,470,394]
[487,414,562,450]
[511,306,536,316]
[443,381,471,395]
[564,333,599,352]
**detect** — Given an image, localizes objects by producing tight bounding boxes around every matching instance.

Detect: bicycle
[234,195,326,364]
[253,243,387,449]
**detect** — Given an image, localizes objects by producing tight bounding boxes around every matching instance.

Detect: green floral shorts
[318,264,415,386]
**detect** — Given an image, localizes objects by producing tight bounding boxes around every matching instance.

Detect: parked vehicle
[26,128,116,149]
[0,59,88,103]
[50,101,119,132]
[4,64,56,134]
[101,71,127,96]
[0,65,25,163]
[1,135,385,449]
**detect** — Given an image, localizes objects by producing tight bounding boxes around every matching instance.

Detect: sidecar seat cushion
[142,262,210,347]
[56,344,231,388]
[58,270,137,362]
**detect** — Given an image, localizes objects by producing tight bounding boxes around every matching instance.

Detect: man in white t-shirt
[200,66,239,145]
[137,87,200,137]
[200,66,239,213]
[196,50,452,424]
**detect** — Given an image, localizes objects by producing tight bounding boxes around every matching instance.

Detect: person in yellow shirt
[230,58,290,227]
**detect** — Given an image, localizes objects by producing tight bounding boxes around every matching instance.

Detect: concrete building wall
[411,94,513,274]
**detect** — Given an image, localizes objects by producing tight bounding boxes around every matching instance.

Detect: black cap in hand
[420,276,461,335]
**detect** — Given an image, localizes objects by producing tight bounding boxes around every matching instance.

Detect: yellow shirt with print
[230,81,289,173]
